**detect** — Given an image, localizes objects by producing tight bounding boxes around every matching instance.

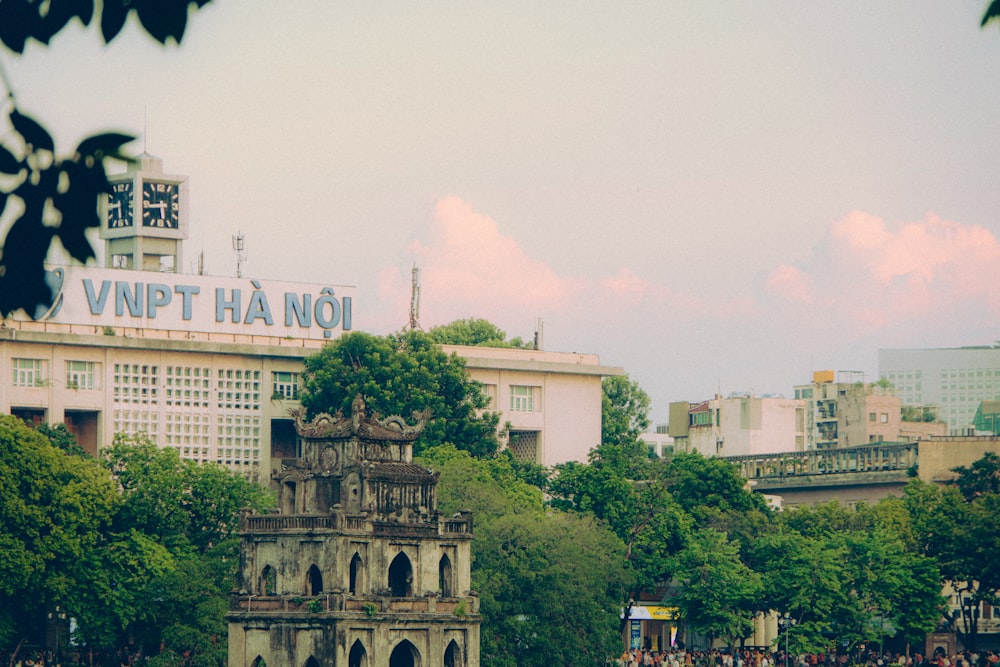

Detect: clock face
[142,181,180,229]
[106,181,133,228]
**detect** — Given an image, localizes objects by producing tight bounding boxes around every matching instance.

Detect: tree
[904,458,1000,651]
[671,528,763,650]
[0,415,130,659]
[549,443,692,633]
[34,421,88,456]
[421,445,630,667]
[0,0,213,319]
[663,452,770,525]
[427,318,531,348]
[746,527,849,654]
[99,434,272,660]
[774,499,944,655]
[601,374,651,449]
[301,330,501,457]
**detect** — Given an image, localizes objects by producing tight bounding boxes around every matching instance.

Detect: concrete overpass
[726,436,1000,507]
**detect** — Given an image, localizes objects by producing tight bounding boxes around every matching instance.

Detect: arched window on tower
[260,565,276,596]
[306,564,323,596]
[349,640,368,667]
[349,552,363,595]
[304,657,320,667]
[388,552,413,597]
[444,640,462,667]
[389,640,418,667]
[438,554,453,598]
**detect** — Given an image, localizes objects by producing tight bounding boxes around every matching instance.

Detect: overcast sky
[6,2,1000,423]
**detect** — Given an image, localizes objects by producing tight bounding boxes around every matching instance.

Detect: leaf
[0,0,36,53]
[0,145,23,174]
[100,0,131,43]
[76,132,136,159]
[33,0,91,44]
[983,0,1000,27]
[136,0,189,44]
[10,109,55,153]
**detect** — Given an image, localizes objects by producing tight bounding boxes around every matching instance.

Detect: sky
[5,2,1000,424]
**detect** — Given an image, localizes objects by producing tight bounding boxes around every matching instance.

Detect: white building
[1,156,618,476]
[668,393,805,458]
[640,424,674,458]
[442,344,623,467]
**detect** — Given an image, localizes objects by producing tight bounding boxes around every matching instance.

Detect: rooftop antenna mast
[408,263,422,330]
[232,232,247,278]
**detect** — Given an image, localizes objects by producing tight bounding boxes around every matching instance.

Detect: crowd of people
[616,648,1000,667]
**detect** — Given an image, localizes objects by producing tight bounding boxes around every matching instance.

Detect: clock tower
[100,153,188,272]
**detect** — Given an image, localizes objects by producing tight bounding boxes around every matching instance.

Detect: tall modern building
[879,346,1000,434]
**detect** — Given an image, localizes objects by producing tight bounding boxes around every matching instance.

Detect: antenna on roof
[408,263,422,330]
[232,232,247,278]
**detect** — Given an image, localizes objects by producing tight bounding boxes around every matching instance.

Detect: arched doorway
[349,552,362,594]
[303,658,319,667]
[444,640,462,667]
[260,565,276,596]
[306,564,323,596]
[389,640,419,667]
[348,640,367,667]
[250,656,267,667]
[438,554,452,598]
[388,552,412,597]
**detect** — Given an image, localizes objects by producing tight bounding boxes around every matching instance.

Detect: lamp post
[48,605,66,666]
[779,612,796,667]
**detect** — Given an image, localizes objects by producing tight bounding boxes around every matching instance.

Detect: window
[12,358,44,387]
[480,383,497,409]
[880,413,888,423]
[272,371,299,400]
[869,412,876,422]
[66,361,98,390]
[509,385,538,412]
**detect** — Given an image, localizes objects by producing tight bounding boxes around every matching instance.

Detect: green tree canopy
[301,330,501,457]
[601,374,651,449]
[427,318,531,348]
[671,527,763,649]
[421,445,630,667]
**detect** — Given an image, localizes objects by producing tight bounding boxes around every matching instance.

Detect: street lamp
[779,612,796,667]
[48,605,66,666]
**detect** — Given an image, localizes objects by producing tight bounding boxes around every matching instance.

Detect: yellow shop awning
[622,605,679,621]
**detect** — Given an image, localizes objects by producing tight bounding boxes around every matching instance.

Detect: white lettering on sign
[45,267,354,340]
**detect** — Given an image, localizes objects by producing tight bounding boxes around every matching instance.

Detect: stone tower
[227,395,480,667]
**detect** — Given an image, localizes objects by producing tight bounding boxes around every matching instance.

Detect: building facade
[227,397,479,667]
[879,346,1000,434]
[667,394,806,458]
[794,370,902,449]
[2,157,616,475]
[441,344,622,467]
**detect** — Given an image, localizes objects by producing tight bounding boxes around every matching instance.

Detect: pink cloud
[771,210,1000,334]
[766,264,813,305]
[371,196,696,339]
[601,267,650,304]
